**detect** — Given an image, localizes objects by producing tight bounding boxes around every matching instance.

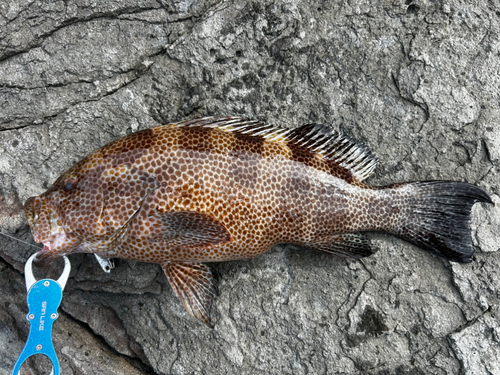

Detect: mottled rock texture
[1,0,499,374]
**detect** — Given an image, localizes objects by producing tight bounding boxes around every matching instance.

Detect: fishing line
[0,230,42,249]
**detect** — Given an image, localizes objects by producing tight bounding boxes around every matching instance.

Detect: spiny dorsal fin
[177,116,292,142]
[176,117,378,181]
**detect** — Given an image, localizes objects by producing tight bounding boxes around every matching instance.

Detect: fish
[24,116,492,324]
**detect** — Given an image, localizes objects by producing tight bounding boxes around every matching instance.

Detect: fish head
[24,193,82,263]
[25,147,159,262]
[23,158,106,261]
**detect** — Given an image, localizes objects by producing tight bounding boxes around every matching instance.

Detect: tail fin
[394,181,492,263]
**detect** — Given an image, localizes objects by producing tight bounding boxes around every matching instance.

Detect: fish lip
[37,230,69,256]
[42,241,52,252]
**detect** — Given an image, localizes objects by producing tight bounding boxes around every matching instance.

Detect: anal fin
[306,233,375,258]
[162,262,217,324]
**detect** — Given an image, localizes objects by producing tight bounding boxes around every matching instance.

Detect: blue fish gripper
[12,252,71,375]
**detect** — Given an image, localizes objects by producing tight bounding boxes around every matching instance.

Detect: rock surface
[1,0,499,374]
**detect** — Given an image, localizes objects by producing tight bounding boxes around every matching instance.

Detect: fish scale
[24,116,492,324]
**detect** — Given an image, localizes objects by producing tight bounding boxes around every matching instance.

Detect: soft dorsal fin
[176,117,378,181]
[287,123,378,181]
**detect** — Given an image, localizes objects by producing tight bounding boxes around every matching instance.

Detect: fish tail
[392,181,492,263]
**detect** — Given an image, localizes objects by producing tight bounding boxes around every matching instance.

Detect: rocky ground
[1,0,499,374]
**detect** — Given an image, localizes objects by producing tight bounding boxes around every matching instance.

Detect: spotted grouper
[24,117,492,323]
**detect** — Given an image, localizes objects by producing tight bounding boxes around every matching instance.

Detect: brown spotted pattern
[24,117,491,322]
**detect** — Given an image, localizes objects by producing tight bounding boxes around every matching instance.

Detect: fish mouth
[36,230,71,263]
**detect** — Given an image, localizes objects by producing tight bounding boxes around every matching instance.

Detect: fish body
[25,117,491,323]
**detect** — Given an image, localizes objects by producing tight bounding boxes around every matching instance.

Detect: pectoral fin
[162,262,217,324]
[150,211,233,250]
[307,233,375,258]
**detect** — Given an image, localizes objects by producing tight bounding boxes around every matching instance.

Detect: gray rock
[1,0,499,374]
[450,305,500,375]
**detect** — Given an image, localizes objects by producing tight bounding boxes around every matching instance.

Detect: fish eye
[63,178,77,191]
